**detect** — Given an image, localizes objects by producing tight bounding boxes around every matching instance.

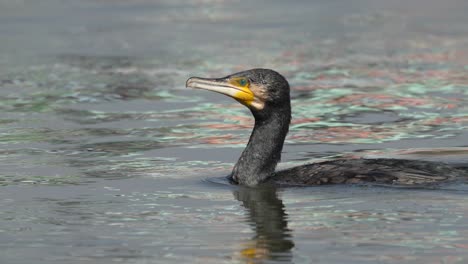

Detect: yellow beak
[186,77,255,107]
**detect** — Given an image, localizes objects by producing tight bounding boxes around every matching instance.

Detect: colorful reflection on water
[0,0,468,263]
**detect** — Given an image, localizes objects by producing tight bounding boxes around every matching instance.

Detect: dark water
[1,0,468,263]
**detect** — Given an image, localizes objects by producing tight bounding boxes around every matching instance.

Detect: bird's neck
[230,105,291,186]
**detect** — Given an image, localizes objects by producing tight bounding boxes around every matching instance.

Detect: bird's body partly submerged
[271,158,467,186]
[186,68,468,187]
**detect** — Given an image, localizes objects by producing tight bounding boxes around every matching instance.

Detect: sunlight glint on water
[0,0,468,263]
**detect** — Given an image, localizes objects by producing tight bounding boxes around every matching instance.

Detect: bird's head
[186,68,290,118]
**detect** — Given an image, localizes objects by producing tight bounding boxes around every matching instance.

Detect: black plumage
[186,68,468,186]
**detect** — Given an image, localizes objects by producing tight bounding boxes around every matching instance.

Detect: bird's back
[270,158,468,186]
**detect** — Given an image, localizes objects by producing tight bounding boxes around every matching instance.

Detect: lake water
[1,0,468,263]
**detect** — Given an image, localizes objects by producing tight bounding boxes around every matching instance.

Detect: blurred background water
[1,0,468,263]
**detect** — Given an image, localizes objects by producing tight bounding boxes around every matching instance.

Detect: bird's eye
[238,78,248,87]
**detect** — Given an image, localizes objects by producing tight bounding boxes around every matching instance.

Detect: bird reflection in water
[233,186,294,262]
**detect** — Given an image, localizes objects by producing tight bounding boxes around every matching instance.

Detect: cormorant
[186,68,468,186]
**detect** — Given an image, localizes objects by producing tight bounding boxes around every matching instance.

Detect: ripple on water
[1,2,468,263]
[281,186,468,263]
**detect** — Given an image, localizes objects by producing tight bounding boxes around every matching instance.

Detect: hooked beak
[186,77,255,107]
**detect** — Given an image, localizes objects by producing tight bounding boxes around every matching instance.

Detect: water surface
[1,0,468,263]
